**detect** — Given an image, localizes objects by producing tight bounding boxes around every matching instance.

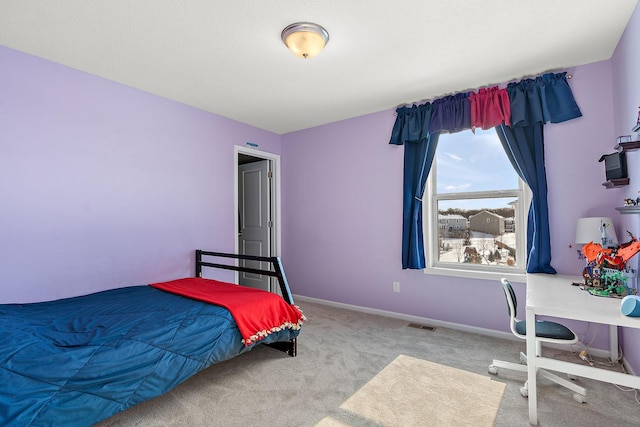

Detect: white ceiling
[0,1,637,134]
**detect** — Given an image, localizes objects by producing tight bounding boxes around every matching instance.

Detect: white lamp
[575,217,618,248]
[281,22,329,59]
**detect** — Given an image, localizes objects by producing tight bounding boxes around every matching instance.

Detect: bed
[0,250,304,426]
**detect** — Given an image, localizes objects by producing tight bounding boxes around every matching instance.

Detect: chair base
[489,352,586,404]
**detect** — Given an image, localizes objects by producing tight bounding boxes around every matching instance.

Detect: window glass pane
[435,128,518,194]
[436,198,519,268]
[427,127,527,277]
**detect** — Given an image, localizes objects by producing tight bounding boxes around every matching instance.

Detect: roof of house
[438,214,467,220]
[470,211,505,220]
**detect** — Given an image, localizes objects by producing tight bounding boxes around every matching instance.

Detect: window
[424,128,530,280]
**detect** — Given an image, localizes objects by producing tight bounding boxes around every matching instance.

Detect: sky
[434,128,520,211]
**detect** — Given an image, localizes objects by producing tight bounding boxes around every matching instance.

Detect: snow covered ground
[439,232,518,267]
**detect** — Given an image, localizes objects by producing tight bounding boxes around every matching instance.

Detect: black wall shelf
[603,178,630,188]
[614,141,640,152]
[603,141,638,188]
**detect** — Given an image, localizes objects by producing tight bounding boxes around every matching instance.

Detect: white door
[238,159,272,291]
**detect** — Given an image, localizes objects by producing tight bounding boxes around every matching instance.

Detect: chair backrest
[499,278,578,346]
[500,278,523,338]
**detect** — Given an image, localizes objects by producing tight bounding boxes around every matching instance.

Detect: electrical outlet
[393,281,400,293]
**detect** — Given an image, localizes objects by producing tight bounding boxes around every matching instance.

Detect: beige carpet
[316,354,506,427]
[98,302,640,427]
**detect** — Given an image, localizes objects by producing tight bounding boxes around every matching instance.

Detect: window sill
[423,265,526,283]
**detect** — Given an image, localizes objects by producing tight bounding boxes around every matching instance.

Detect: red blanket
[149,278,305,345]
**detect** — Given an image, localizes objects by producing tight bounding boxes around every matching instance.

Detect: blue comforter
[0,285,300,426]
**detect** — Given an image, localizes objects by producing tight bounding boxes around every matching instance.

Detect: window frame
[423,133,530,283]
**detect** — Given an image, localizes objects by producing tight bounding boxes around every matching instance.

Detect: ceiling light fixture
[281,22,329,59]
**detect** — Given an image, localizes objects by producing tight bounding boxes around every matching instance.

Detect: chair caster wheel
[520,381,529,397]
[573,393,586,404]
[488,365,498,375]
[520,381,528,397]
[567,374,577,380]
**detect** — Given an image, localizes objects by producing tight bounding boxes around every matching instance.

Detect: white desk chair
[488,278,587,403]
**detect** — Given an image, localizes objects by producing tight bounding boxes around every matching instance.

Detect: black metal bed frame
[194,250,297,357]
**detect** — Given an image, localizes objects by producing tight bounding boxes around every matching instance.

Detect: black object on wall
[599,152,628,181]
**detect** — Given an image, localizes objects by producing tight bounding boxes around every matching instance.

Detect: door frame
[233,145,282,283]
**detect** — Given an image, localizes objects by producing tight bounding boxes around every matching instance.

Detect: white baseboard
[294,294,628,365]
[295,294,516,342]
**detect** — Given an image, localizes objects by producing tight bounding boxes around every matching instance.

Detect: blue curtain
[390,104,440,269]
[497,72,581,273]
[507,72,582,126]
[496,124,556,273]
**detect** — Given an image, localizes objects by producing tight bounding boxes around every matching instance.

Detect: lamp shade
[575,217,618,247]
[281,22,329,59]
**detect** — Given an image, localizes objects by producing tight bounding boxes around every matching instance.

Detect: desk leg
[609,324,619,362]
[526,306,538,425]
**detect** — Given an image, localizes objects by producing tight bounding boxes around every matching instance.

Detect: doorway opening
[234,146,281,292]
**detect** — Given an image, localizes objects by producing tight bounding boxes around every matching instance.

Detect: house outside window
[424,128,529,281]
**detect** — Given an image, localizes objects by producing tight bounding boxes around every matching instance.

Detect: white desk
[525,273,640,425]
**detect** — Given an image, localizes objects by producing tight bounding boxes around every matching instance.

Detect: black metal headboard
[195,250,294,305]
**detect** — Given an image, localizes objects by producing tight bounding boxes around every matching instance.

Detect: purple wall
[281,60,621,350]
[611,3,640,373]
[0,45,281,303]
[1,1,638,364]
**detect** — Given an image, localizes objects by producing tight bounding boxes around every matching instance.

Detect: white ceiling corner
[0,0,637,134]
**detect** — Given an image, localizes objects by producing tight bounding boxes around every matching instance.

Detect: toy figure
[582,232,640,267]
[581,232,640,297]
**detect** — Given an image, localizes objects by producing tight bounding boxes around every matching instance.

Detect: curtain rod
[394,71,573,112]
